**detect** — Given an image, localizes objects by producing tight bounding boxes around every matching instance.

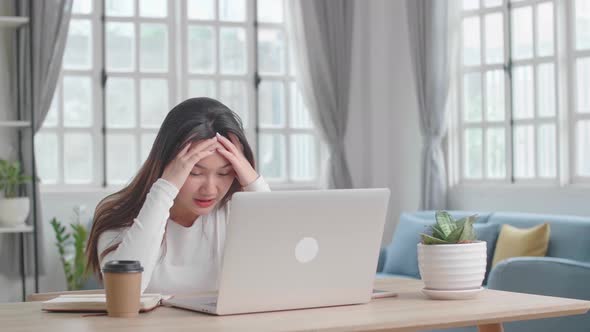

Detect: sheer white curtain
[286,0,354,189]
[406,0,459,210]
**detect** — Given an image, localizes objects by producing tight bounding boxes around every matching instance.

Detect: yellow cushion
[491,223,551,267]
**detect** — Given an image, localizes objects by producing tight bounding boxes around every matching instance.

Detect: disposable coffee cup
[102,260,144,318]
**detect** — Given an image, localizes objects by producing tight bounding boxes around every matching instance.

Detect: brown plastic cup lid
[102,260,144,273]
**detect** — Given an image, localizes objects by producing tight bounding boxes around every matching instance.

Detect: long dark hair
[86,97,255,276]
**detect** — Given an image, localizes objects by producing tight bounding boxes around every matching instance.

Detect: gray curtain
[0,0,72,277]
[406,0,453,210]
[287,0,354,189]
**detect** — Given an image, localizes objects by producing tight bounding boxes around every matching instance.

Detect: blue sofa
[377,211,590,332]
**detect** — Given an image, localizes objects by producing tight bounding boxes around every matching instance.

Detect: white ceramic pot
[418,241,486,291]
[0,197,30,227]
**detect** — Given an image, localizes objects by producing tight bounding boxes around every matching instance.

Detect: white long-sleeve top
[97,176,271,294]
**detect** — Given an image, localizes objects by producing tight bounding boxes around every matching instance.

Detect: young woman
[85,97,270,294]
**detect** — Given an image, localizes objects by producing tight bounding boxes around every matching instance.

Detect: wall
[347,0,422,245]
[448,185,590,216]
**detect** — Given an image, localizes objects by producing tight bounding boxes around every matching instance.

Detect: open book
[41,294,171,313]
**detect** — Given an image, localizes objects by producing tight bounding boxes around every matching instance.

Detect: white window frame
[38,1,103,190]
[256,1,323,189]
[103,0,177,186]
[39,0,325,192]
[453,0,570,186]
[178,0,257,146]
[569,0,590,184]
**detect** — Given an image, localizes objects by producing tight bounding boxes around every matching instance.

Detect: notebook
[41,294,171,313]
[42,290,396,314]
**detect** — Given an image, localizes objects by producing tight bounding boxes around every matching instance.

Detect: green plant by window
[50,206,89,291]
[0,159,32,198]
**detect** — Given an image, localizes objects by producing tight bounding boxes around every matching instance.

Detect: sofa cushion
[383,213,431,278]
[383,213,500,280]
[488,212,590,262]
[474,223,501,283]
[492,223,551,267]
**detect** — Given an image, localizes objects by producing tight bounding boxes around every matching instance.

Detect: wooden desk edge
[340,305,590,332]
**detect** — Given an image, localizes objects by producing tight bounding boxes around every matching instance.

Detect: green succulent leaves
[420,211,478,245]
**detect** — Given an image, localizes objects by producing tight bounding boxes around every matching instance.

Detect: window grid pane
[514,125,535,179]
[575,0,590,50]
[63,75,93,127]
[63,19,92,70]
[536,2,554,57]
[259,80,285,128]
[35,132,59,184]
[485,13,504,64]
[512,65,534,119]
[107,134,137,185]
[577,57,590,114]
[511,6,533,60]
[537,124,556,178]
[486,127,506,179]
[464,128,483,179]
[537,63,556,117]
[140,79,169,128]
[485,70,505,121]
[188,25,216,74]
[64,133,93,184]
[459,2,560,183]
[463,16,481,66]
[106,78,136,128]
[290,134,317,181]
[463,72,483,122]
[106,22,135,72]
[258,28,286,75]
[39,1,320,188]
[577,121,590,177]
[220,80,248,127]
[140,23,169,72]
[259,133,286,180]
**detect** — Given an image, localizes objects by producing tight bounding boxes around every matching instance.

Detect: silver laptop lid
[216,188,390,315]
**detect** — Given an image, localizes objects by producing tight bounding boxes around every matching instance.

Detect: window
[35,1,101,185]
[573,0,590,180]
[37,0,322,189]
[256,0,320,183]
[104,0,174,185]
[453,0,589,184]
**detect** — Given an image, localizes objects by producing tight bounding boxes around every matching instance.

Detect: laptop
[164,188,391,315]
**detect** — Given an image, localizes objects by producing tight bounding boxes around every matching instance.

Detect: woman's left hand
[215,132,259,187]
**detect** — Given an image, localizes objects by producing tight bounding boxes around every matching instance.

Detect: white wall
[347,0,422,245]
[448,185,590,216]
[0,0,425,302]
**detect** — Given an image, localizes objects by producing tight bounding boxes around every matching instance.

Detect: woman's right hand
[161,137,219,190]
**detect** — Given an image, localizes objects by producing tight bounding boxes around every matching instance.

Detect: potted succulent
[418,211,486,299]
[0,159,32,227]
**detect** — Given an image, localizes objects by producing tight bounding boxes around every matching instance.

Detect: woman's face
[174,144,236,220]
